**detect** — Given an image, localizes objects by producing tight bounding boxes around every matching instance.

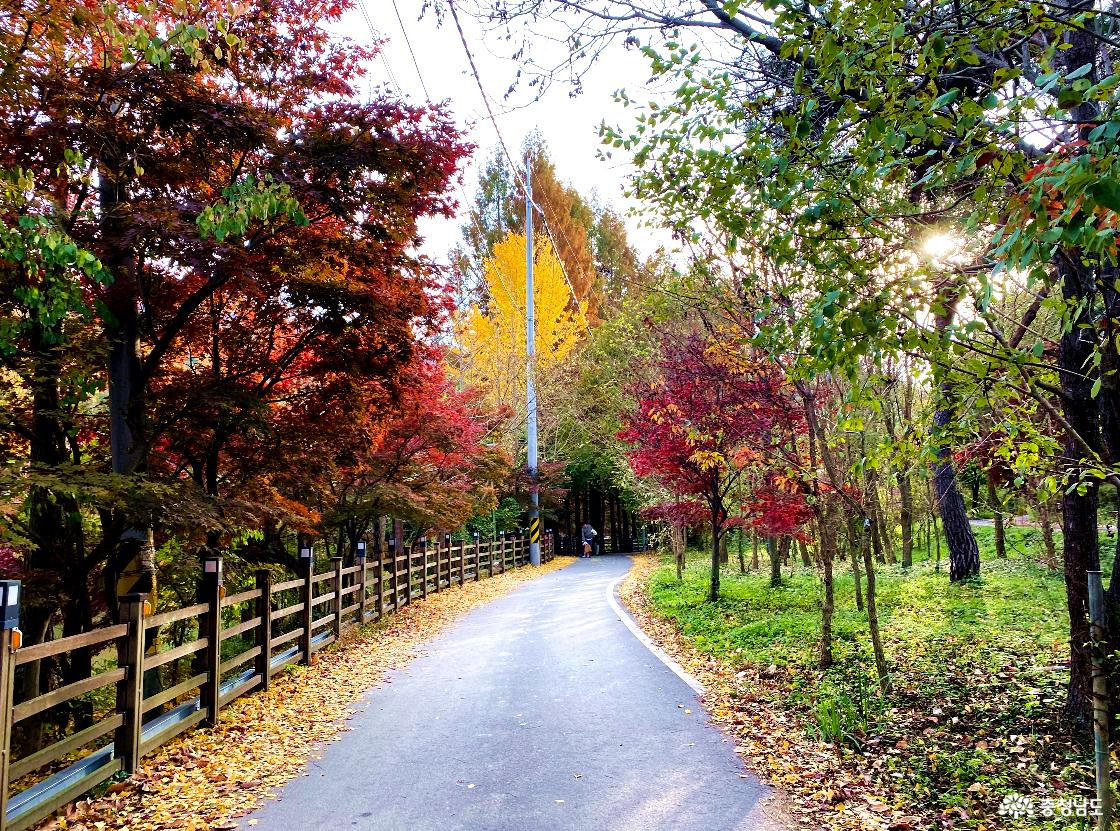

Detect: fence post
[457,538,465,587]
[331,556,343,638]
[0,580,21,825]
[115,592,146,771]
[200,555,223,727]
[299,538,314,664]
[473,532,481,582]
[377,541,387,619]
[443,534,451,590]
[421,539,429,599]
[357,541,368,624]
[255,570,272,692]
[388,537,399,610]
[405,540,413,606]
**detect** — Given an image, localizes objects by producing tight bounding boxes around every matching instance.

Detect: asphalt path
[247,555,778,831]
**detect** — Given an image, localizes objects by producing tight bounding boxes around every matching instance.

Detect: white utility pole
[526,162,541,566]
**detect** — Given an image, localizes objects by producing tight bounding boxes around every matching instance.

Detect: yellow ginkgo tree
[455,231,587,445]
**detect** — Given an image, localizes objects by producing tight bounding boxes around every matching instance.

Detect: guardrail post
[0,580,21,825]
[331,556,343,637]
[200,555,223,728]
[115,592,145,771]
[255,570,272,692]
[299,537,314,664]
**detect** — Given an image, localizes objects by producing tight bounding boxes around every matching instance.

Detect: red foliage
[619,334,807,535]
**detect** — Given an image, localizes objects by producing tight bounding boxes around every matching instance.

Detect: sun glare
[922,232,961,259]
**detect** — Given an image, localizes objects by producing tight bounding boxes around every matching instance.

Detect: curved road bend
[247,555,780,831]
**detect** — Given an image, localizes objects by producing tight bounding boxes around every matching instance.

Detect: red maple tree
[620,335,806,600]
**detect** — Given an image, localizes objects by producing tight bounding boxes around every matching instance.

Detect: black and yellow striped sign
[529,517,541,544]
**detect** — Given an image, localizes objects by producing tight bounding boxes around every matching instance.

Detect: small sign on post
[0,580,20,823]
[356,540,368,624]
[299,537,314,664]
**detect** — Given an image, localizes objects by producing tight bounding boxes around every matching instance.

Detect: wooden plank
[339,583,360,598]
[146,603,208,630]
[341,565,361,577]
[145,637,207,671]
[310,593,333,609]
[220,588,261,608]
[341,603,360,617]
[271,602,304,621]
[220,616,262,641]
[141,673,206,715]
[13,667,128,725]
[271,628,302,649]
[9,713,123,781]
[310,614,334,631]
[8,756,123,831]
[272,577,303,593]
[218,674,260,706]
[310,571,333,585]
[14,624,128,666]
[13,667,127,724]
[220,645,261,675]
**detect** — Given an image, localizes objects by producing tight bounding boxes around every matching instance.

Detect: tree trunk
[988,474,1006,559]
[737,531,746,574]
[767,537,781,587]
[1055,249,1105,724]
[818,500,838,670]
[709,509,723,602]
[931,290,981,581]
[861,522,891,694]
[899,470,914,568]
[750,533,759,572]
[1038,498,1059,568]
[846,517,864,611]
[868,480,886,565]
[933,409,981,580]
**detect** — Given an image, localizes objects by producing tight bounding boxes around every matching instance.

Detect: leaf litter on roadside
[40,559,572,831]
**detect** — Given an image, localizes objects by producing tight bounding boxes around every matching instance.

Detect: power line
[445,0,593,336]
[389,0,432,100]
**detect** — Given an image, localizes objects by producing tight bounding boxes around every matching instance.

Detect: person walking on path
[581,522,598,558]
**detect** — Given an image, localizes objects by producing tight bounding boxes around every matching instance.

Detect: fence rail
[0,532,553,831]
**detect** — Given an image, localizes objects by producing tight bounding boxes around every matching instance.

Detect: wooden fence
[0,532,553,831]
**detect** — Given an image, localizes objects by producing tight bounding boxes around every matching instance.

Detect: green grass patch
[646,533,1096,829]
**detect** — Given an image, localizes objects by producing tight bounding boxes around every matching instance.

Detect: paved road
[247,555,778,831]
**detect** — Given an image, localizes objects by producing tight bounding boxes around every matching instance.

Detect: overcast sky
[330,1,665,261]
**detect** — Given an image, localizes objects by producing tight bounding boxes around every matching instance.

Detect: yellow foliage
[456,232,586,416]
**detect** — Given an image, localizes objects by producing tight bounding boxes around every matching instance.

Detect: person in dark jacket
[580,522,597,558]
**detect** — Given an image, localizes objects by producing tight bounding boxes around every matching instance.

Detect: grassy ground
[645,527,1104,830]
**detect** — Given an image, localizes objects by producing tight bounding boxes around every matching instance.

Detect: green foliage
[196,176,307,242]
